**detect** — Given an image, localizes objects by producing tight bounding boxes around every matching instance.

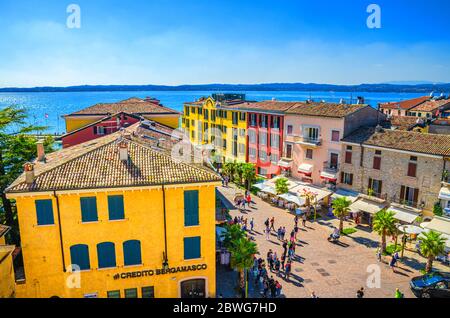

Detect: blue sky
[0,0,449,87]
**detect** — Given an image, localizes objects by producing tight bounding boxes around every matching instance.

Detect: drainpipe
[53,191,66,272]
[162,185,169,269]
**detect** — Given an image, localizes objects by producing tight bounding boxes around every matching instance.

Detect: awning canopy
[295,183,333,202]
[261,186,277,195]
[266,176,298,190]
[438,187,450,201]
[422,216,450,235]
[388,205,421,224]
[350,198,387,215]
[298,163,313,175]
[332,188,359,203]
[253,182,266,191]
[398,224,424,235]
[278,192,305,206]
[320,170,338,182]
[278,158,293,169]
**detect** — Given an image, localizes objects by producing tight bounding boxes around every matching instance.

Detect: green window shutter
[97,242,116,268]
[80,197,98,222]
[35,199,54,225]
[184,236,201,260]
[70,244,90,270]
[184,190,199,226]
[123,240,142,266]
[108,195,124,220]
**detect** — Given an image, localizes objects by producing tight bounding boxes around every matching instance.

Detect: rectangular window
[331,130,340,142]
[345,150,352,164]
[211,110,216,121]
[271,116,280,129]
[270,153,279,163]
[259,131,267,146]
[373,151,381,170]
[341,172,353,185]
[191,107,196,114]
[407,156,417,177]
[305,127,319,141]
[185,107,190,116]
[223,139,227,149]
[203,109,209,120]
[107,290,120,298]
[108,195,125,220]
[287,125,293,135]
[184,190,199,226]
[184,236,201,260]
[250,114,257,126]
[400,186,419,207]
[368,178,382,197]
[125,288,138,298]
[249,148,256,158]
[248,130,256,143]
[232,112,238,125]
[239,112,246,121]
[80,197,98,222]
[286,144,292,159]
[35,199,54,225]
[306,149,313,160]
[238,143,245,154]
[142,286,155,298]
[260,115,268,128]
[259,150,267,161]
[270,134,279,148]
[239,129,245,137]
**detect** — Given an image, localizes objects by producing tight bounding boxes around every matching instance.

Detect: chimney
[37,140,45,162]
[24,162,35,184]
[118,140,129,161]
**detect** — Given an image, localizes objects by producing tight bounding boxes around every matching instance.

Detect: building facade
[6,128,221,298]
[379,96,430,117]
[282,103,383,186]
[340,127,450,216]
[63,97,180,134]
[182,95,248,163]
[0,225,15,298]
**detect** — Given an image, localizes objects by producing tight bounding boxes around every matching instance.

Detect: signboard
[113,264,207,280]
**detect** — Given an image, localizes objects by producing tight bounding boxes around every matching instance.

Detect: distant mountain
[1,82,449,93]
[383,81,446,86]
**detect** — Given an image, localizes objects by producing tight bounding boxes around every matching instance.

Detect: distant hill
[1,83,449,93]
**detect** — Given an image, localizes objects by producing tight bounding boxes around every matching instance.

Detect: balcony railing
[323,161,339,173]
[299,136,322,146]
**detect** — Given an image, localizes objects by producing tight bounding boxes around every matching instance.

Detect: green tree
[234,162,244,186]
[241,163,256,190]
[372,209,397,253]
[419,230,447,273]
[222,161,236,182]
[229,237,258,297]
[332,196,352,233]
[433,203,443,217]
[274,177,289,195]
[0,106,53,244]
[223,223,245,249]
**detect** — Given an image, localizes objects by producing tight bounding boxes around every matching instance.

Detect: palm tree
[419,230,447,273]
[332,196,352,233]
[229,237,258,297]
[223,223,245,249]
[372,209,397,253]
[275,177,289,195]
[241,163,256,190]
[234,162,244,186]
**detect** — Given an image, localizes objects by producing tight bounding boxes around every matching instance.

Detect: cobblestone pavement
[216,184,448,298]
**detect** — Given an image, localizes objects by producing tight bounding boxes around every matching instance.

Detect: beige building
[338,127,450,216]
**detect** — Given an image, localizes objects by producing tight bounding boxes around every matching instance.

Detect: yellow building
[64,97,180,133]
[182,94,248,163]
[5,127,221,298]
[0,225,16,298]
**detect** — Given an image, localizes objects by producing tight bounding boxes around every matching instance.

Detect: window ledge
[81,220,99,224]
[108,218,127,222]
[97,266,118,271]
[185,225,200,228]
[36,224,55,227]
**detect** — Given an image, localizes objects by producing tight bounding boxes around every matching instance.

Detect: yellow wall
[10,183,218,298]
[182,97,247,163]
[64,116,104,133]
[142,114,180,129]
[0,246,15,298]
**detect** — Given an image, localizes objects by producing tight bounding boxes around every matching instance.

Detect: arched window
[70,244,90,270]
[97,242,116,268]
[123,240,142,266]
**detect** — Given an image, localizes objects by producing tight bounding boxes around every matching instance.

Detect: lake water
[0,90,426,134]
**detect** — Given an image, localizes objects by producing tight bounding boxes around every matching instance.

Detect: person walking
[302,213,307,227]
[246,193,252,208]
[265,226,270,240]
[264,218,270,228]
[356,287,365,298]
[250,218,254,232]
[281,227,286,240]
[294,224,299,240]
[390,252,399,272]
[294,215,299,227]
[270,217,275,232]
[395,288,404,298]
[376,246,382,262]
[311,291,318,298]
[284,261,292,281]
[275,280,282,297]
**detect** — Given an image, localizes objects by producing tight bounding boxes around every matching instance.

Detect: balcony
[297,136,322,147]
[323,161,339,174]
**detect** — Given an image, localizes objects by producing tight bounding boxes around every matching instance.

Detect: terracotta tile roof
[409,99,450,112]
[66,97,180,116]
[379,96,430,111]
[342,127,450,156]
[389,116,423,131]
[6,126,221,193]
[0,225,11,238]
[223,101,299,112]
[285,102,367,118]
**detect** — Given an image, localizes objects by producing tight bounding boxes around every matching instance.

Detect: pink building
[280,102,384,186]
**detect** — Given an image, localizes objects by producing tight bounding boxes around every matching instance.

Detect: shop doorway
[180,279,206,298]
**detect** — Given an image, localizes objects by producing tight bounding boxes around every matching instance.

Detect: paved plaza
[216,185,448,298]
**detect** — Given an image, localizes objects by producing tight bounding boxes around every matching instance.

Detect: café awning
[438,187,450,201]
[350,198,387,215]
[298,163,313,175]
[320,170,338,182]
[261,186,277,195]
[278,158,293,169]
[278,192,305,206]
[422,216,450,235]
[253,182,266,191]
[388,204,421,224]
[295,183,332,202]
